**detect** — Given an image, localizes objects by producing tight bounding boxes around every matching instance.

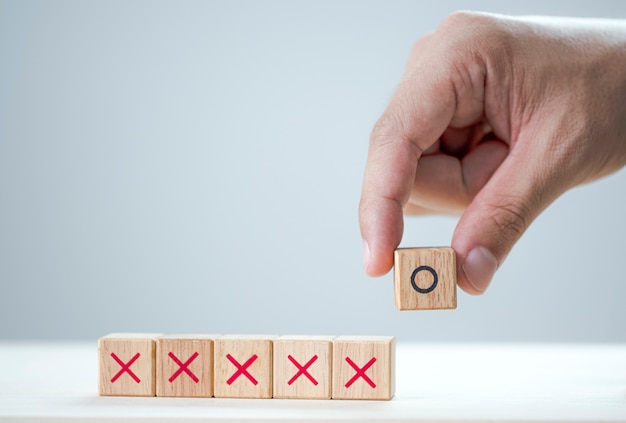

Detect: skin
[359,12,626,294]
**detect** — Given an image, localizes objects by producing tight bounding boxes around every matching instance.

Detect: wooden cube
[331,336,395,400]
[98,333,161,396]
[394,247,457,310]
[273,335,334,399]
[214,335,276,399]
[156,334,218,397]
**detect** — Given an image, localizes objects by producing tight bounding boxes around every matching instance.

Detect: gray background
[1,0,625,342]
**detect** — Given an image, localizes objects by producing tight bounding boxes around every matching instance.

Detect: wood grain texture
[331,336,395,400]
[213,335,276,399]
[394,247,457,310]
[156,334,218,397]
[98,333,161,396]
[273,335,334,399]
[7,342,626,421]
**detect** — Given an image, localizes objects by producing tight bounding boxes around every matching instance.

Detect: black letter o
[410,266,438,294]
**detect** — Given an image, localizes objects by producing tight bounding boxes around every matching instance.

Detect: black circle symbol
[410,266,438,294]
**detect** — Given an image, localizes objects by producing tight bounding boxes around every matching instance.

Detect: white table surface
[0,342,624,422]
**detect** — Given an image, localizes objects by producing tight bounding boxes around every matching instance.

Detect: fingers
[359,69,456,276]
[408,140,509,214]
[360,11,624,293]
[359,18,490,277]
[451,137,557,295]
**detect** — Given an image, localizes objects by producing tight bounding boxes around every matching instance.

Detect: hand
[359,12,626,294]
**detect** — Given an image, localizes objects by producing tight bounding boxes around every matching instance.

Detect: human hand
[359,12,626,294]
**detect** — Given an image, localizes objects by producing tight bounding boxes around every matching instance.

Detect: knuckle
[434,11,512,83]
[436,11,509,54]
[441,10,482,28]
[369,112,423,161]
[410,32,434,54]
[439,10,495,33]
[370,113,405,145]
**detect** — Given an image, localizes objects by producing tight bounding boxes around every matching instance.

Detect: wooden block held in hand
[156,334,218,397]
[214,335,276,399]
[394,247,457,310]
[98,333,161,396]
[331,336,395,400]
[273,335,334,399]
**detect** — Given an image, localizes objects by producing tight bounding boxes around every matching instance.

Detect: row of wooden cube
[98,334,395,400]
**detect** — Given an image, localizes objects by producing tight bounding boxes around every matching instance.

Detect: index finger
[359,67,456,276]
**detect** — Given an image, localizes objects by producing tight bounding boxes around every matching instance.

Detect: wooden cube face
[213,335,275,399]
[98,333,160,396]
[273,336,334,399]
[394,247,457,310]
[156,334,217,397]
[332,336,395,400]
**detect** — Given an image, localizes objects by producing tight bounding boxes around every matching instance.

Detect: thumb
[452,141,560,295]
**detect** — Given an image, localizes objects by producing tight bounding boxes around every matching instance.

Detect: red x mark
[110,352,141,384]
[287,354,318,386]
[344,356,377,388]
[226,353,258,385]
[168,351,199,383]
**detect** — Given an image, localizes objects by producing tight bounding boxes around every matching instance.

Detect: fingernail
[362,240,371,274]
[462,246,498,293]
